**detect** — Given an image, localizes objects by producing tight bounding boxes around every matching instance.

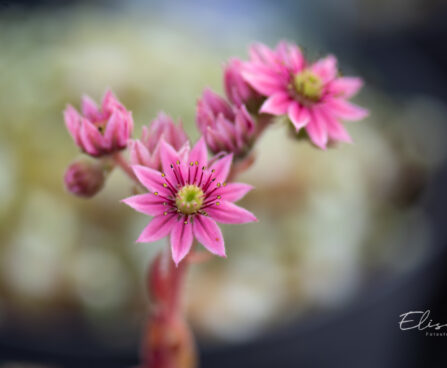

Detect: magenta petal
[206,201,257,224]
[121,193,166,216]
[129,140,152,167]
[81,95,100,121]
[249,43,279,67]
[159,140,185,185]
[276,41,305,73]
[241,67,285,96]
[132,165,168,193]
[305,110,328,149]
[103,111,120,149]
[204,88,234,119]
[215,182,254,202]
[188,136,208,166]
[311,55,338,83]
[137,214,177,243]
[101,89,121,115]
[326,98,369,121]
[288,103,310,132]
[79,119,103,156]
[260,92,291,115]
[159,140,182,172]
[192,215,226,257]
[321,111,352,143]
[171,220,194,265]
[329,77,363,98]
[209,154,233,183]
[64,105,82,146]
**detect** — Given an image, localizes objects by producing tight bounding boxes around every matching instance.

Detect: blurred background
[1,0,447,367]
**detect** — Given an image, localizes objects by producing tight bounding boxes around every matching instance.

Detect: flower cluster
[64,90,133,157]
[129,112,188,170]
[63,40,367,265]
[241,42,368,149]
[196,89,255,158]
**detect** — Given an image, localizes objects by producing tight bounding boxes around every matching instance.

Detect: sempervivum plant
[62,41,367,368]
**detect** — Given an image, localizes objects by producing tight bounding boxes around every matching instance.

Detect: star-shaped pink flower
[242,41,368,149]
[122,138,257,265]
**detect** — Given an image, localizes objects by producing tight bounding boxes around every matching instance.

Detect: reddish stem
[139,114,273,367]
[141,246,196,368]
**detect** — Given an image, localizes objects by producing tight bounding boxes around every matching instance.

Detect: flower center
[293,70,322,102]
[175,185,204,215]
[94,120,108,135]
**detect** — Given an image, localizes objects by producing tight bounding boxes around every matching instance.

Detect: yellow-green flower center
[176,185,204,215]
[293,70,323,102]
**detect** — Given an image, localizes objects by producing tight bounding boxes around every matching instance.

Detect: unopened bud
[64,159,105,197]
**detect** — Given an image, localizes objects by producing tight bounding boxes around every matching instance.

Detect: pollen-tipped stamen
[176,185,204,215]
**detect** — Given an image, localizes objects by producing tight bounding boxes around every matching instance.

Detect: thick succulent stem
[140,247,197,368]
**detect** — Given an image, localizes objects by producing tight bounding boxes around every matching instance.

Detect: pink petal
[260,92,291,115]
[64,105,82,146]
[209,154,233,183]
[171,220,194,265]
[249,42,279,68]
[214,182,254,202]
[320,110,352,143]
[79,118,103,156]
[159,140,185,186]
[81,95,100,121]
[103,110,120,149]
[235,105,255,135]
[328,77,363,98]
[121,193,167,216]
[311,55,338,83]
[137,214,177,243]
[132,165,169,194]
[202,88,234,120]
[123,111,134,144]
[206,200,257,224]
[188,136,208,166]
[129,140,152,167]
[205,127,232,153]
[288,103,310,132]
[276,41,305,73]
[177,141,191,162]
[241,68,285,96]
[305,110,328,149]
[101,89,122,115]
[192,215,226,257]
[326,98,369,121]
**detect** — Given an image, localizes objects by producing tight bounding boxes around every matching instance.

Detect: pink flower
[64,90,133,156]
[122,138,257,265]
[130,112,188,170]
[241,42,368,149]
[64,159,105,197]
[196,89,255,158]
[224,58,263,112]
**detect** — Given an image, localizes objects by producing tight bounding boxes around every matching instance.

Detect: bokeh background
[1,0,447,367]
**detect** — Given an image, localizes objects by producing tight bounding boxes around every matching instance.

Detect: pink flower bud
[196,89,255,158]
[129,112,188,170]
[64,159,105,197]
[224,58,263,112]
[64,90,133,157]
